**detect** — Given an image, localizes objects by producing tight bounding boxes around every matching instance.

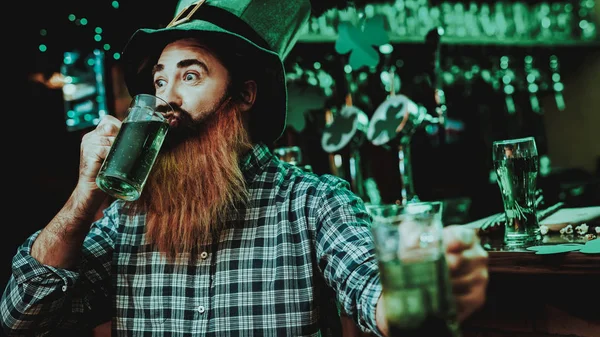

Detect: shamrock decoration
[321,105,369,154]
[322,108,357,148]
[335,14,389,70]
[286,81,327,133]
[367,94,420,146]
[369,100,405,145]
[526,239,599,254]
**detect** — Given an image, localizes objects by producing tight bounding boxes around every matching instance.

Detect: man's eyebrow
[177,59,209,74]
[152,64,164,77]
[152,59,209,77]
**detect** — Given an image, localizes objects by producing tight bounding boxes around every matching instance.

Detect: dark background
[4,0,181,305]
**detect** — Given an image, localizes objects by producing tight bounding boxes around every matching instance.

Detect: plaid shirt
[1,143,382,337]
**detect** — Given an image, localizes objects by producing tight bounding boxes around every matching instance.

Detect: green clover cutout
[527,244,584,255]
[526,239,599,254]
[286,82,327,133]
[580,238,600,254]
[335,15,389,70]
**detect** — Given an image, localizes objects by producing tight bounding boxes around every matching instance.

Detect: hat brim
[121,20,287,144]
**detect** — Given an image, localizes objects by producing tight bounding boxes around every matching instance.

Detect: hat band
[175,4,272,53]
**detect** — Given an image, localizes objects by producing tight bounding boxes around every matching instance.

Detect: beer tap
[549,55,566,111]
[425,27,448,145]
[321,63,369,200]
[524,55,542,114]
[367,64,440,205]
[365,28,449,205]
[500,55,517,115]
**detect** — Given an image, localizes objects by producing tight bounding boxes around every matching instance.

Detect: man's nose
[158,83,182,109]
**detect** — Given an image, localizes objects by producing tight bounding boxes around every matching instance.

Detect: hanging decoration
[285,62,335,133]
[321,65,370,199]
[321,94,369,154]
[334,14,390,70]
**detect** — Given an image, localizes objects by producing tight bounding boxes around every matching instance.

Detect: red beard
[128,100,252,258]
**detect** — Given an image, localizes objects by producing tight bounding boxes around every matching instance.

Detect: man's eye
[154,79,166,88]
[184,73,199,81]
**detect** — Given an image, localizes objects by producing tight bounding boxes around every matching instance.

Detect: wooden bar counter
[461,233,600,337]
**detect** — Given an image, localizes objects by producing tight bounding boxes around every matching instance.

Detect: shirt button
[61,285,68,292]
[197,305,206,314]
[200,252,208,259]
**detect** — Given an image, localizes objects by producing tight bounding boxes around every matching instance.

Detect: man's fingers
[451,266,489,295]
[447,245,489,277]
[454,285,488,322]
[96,115,121,136]
[444,226,478,253]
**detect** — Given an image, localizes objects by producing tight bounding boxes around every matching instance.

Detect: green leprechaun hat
[121,0,312,143]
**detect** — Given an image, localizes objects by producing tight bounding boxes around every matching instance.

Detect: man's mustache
[156,103,187,116]
[156,103,194,128]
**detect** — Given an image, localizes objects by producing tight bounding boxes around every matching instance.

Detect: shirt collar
[240,142,273,183]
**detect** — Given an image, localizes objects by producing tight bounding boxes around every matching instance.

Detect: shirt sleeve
[313,176,384,337]
[1,201,121,336]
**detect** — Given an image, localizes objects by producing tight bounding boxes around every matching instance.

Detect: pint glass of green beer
[96,94,173,201]
[368,203,460,337]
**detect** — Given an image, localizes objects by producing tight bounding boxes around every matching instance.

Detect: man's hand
[77,115,121,194]
[375,225,489,336]
[443,225,489,322]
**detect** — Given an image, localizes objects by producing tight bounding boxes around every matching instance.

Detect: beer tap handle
[549,55,566,111]
[524,55,542,114]
[500,56,517,115]
[425,27,447,143]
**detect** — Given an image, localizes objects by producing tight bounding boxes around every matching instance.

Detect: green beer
[492,136,540,246]
[494,155,540,245]
[380,255,460,337]
[369,203,460,337]
[96,120,168,201]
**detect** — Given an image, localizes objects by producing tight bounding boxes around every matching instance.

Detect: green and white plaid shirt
[1,143,382,337]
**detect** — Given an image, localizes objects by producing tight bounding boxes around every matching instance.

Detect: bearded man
[1,1,488,336]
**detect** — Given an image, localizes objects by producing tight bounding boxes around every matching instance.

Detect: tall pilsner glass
[492,136,540,246]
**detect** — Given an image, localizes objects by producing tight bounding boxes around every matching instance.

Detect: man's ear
[238,80,257,112]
